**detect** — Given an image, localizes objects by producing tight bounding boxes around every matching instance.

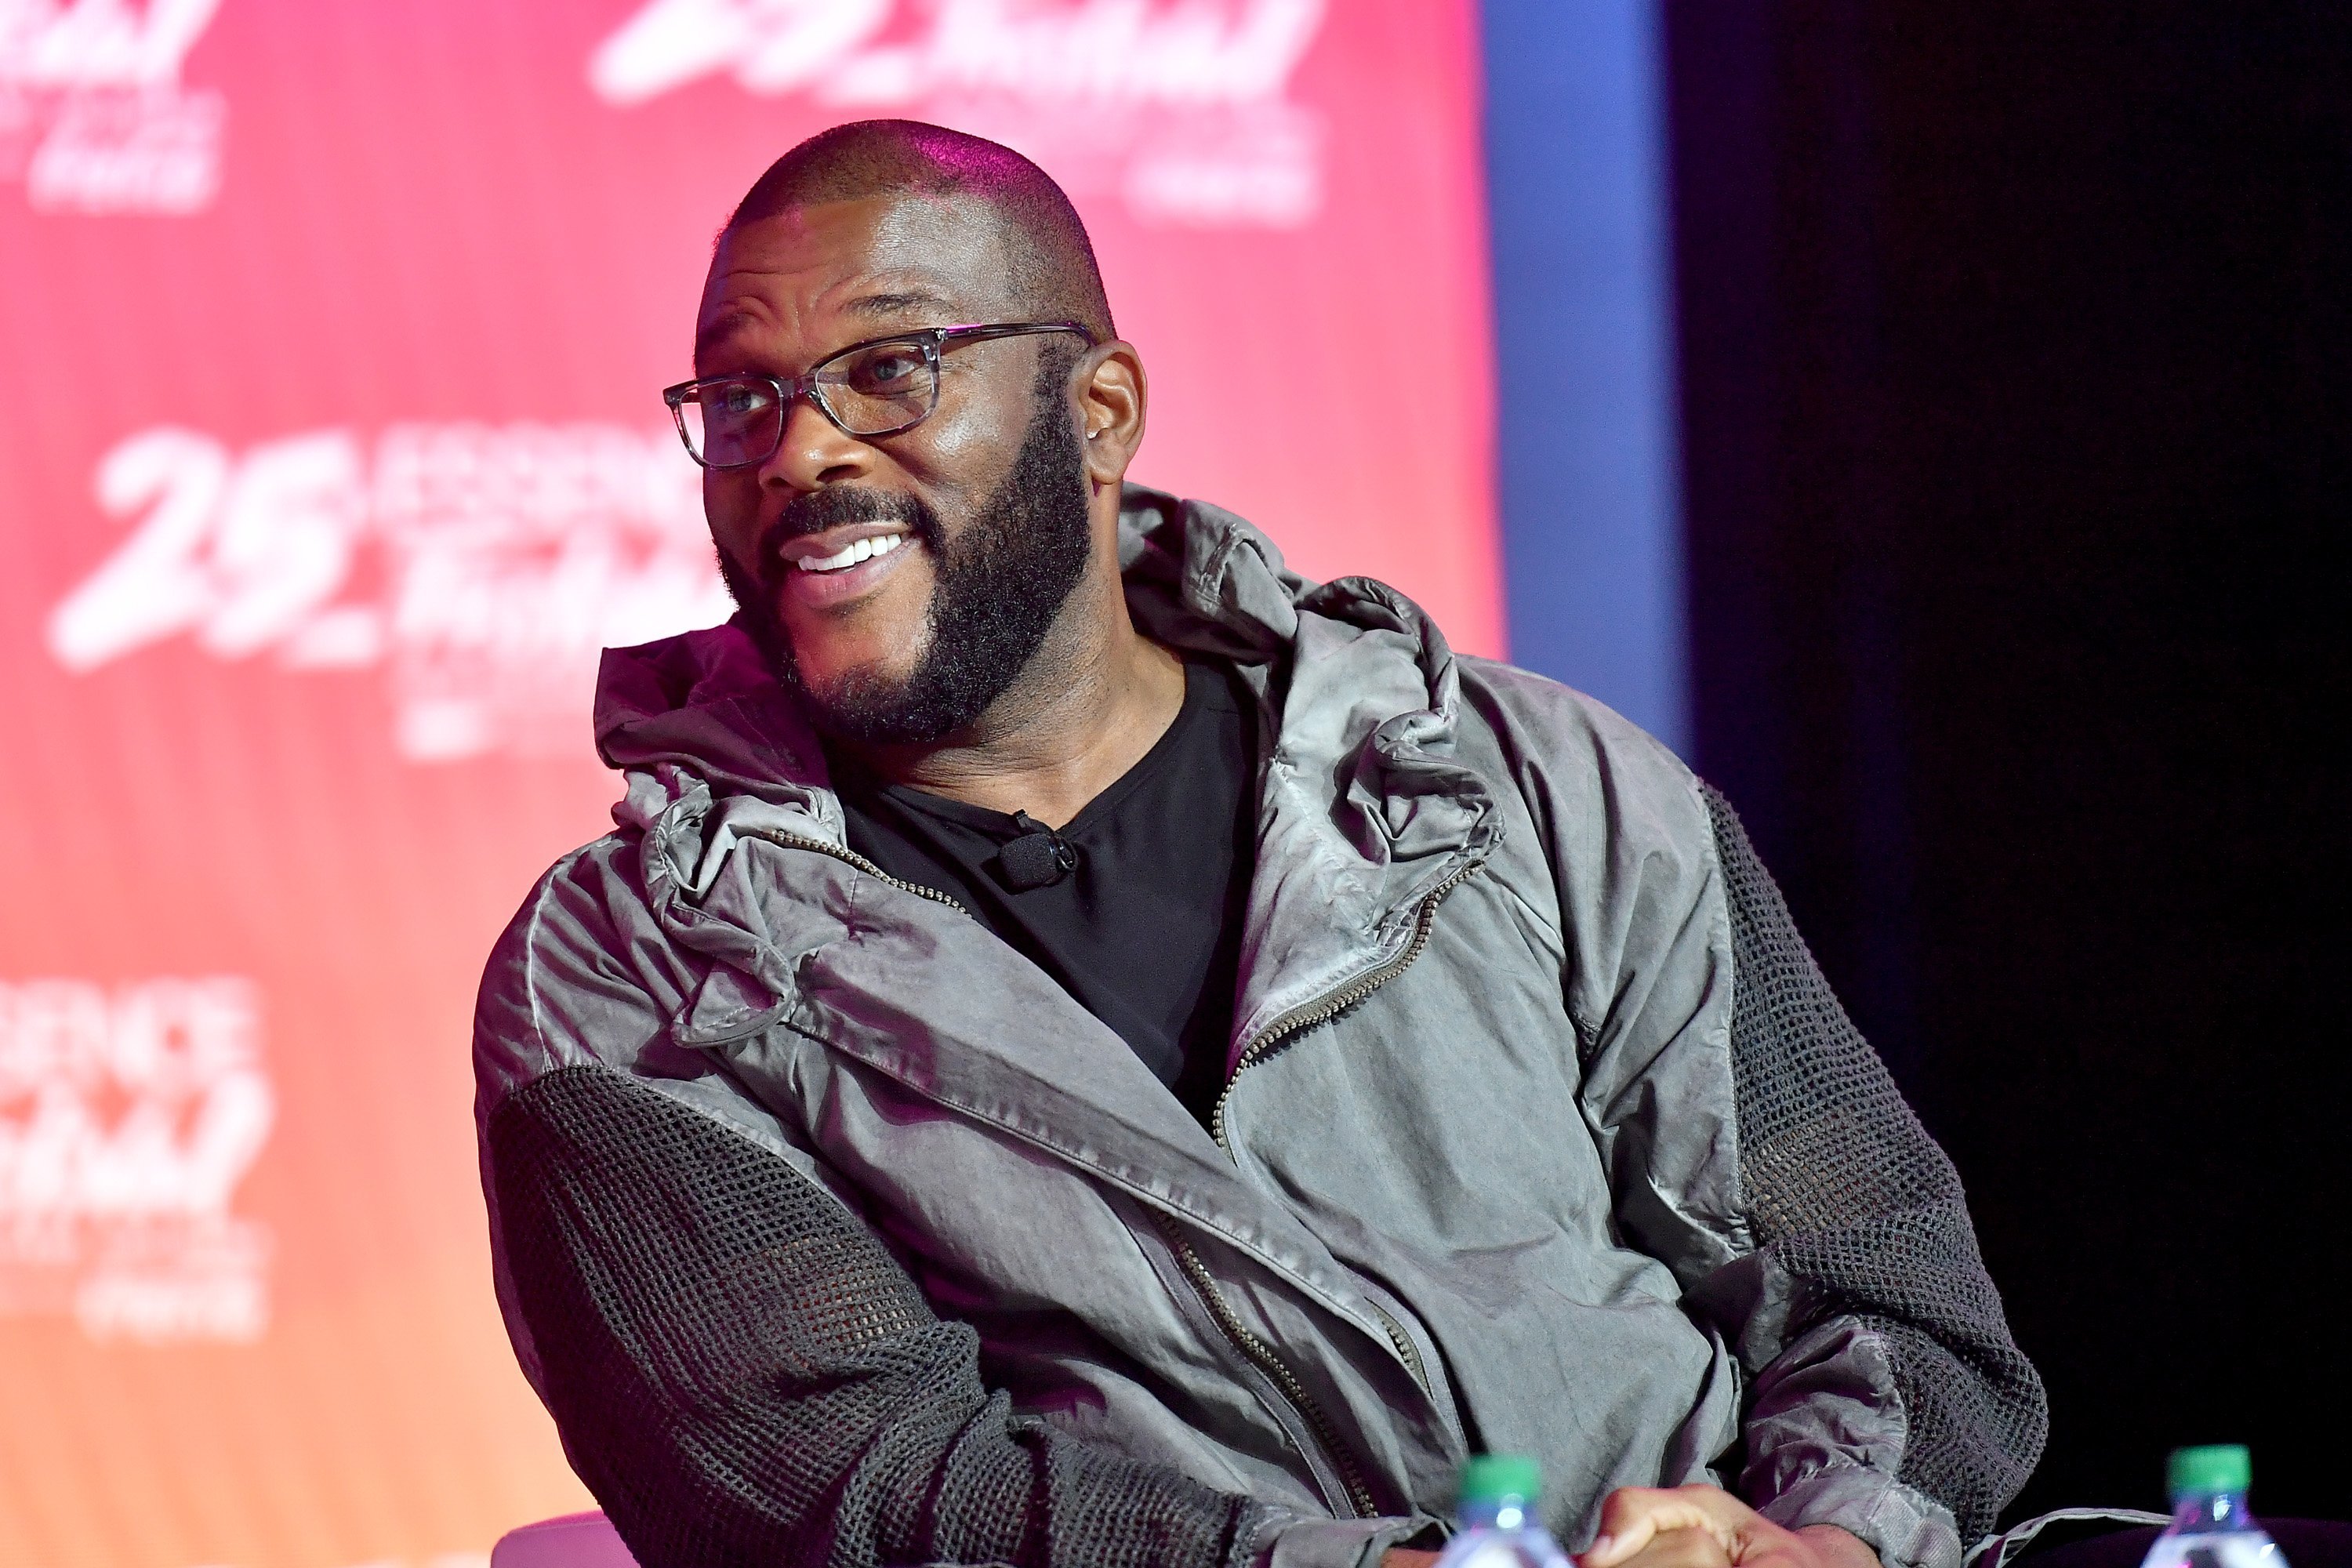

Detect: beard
[716,374,1095,746]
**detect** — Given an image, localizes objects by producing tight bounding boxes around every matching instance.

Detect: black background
[1664,3,2349,1524]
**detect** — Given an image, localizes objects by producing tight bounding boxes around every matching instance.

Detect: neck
[835,578,1187,828]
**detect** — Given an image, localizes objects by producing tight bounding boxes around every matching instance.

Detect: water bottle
[1432,1455,1572,1568]
[2139,1446,2287,1568]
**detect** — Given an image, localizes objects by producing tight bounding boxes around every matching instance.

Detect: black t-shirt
[830,662,1258,1128]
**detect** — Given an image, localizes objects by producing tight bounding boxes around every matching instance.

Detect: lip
[773,521,923,612]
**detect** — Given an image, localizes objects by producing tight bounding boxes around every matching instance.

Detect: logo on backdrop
[588,0,1328,229]
[0,0,227,214]
[0,976,273,1344]
[45,423,730,761]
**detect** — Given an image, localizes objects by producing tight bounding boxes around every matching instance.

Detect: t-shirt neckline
[836,660,1222,844]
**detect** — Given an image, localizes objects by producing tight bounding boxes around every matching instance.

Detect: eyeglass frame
[661,320,1099,470]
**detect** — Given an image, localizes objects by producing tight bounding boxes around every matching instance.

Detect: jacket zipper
[750,828,970,915]
[1167,859,1479,1519]
[1151,1211,1383,1519]
[762,821,1471,1517]
[1361,1298,1429,1399]
[1210,861,1482,1152]
[759,818,1386,1508]
[758,826,1388,1501]
[759,828,1477,1144]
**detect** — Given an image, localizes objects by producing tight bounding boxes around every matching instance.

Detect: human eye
[706,378,774,420]
[838,342,931,396]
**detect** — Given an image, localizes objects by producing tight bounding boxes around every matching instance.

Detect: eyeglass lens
[681,339,942,465]
[819,339,938,434]
[679,378,779,467]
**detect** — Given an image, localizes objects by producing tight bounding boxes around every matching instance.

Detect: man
[474,122,2045,1568]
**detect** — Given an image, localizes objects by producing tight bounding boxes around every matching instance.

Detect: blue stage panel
[1483,0,1689,753]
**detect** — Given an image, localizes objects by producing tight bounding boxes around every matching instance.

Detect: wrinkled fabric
[475,485,2043,1568]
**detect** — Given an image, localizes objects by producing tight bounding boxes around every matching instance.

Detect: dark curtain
[1664,2,2351,1523]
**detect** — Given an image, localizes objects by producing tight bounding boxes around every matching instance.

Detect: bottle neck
[2172,1490,2252,1532]
[1459,1498,1534,1532]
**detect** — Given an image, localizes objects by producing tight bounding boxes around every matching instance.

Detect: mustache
[754,485,947,577]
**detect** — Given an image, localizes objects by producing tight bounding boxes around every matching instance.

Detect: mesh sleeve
[1701,785,2049,1538]
[486,1062,1279,1568]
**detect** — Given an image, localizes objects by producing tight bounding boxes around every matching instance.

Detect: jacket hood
[591,485,1500,1033]
[592,484,1307,786]
[601,490,1455,793]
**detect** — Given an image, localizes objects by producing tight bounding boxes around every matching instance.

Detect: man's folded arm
[1690,785,2049,1567]
[483,1059,1288,1568]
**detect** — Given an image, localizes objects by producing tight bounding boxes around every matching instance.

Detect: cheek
[896,382,1031,499]
[702,472,763,565]
[914,417,996,474]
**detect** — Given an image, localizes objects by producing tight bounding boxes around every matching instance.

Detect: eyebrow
[692,289,964,362]
[843,288,959,319]
[693,311,758,360]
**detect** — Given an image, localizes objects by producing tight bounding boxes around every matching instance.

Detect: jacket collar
[593,484,1501,1055]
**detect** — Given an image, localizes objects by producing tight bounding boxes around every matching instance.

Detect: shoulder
[1450,657,1733,1049]
[1451,653,1714,870]
[473,829,703,1116]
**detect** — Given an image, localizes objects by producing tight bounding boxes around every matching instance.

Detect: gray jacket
[474,489,2045,1568]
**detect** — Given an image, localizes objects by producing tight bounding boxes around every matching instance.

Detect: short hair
[727,120,1116,341]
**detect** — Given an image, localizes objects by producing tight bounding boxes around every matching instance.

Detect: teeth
[797,532,906,573]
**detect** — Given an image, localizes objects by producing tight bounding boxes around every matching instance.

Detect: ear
[1073,339,1147,490]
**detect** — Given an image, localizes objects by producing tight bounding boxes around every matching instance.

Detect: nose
[759,390,874,493]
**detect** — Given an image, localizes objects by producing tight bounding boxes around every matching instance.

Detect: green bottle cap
[1460,1454,1541,1505]
[2169,1445,2251,1499]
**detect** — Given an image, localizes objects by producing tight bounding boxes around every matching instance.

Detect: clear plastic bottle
[2139,1446,2288,1568]
[1432,1455,1572,1568]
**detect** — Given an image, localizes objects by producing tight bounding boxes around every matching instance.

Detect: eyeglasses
[662,320,1097,470]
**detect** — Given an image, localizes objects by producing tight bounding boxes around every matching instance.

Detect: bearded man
[474,121,2045,1568]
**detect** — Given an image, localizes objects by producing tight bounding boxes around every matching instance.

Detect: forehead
[695,193,1024,360]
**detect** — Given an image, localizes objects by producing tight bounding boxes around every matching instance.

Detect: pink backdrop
[0,3,1499,1564]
